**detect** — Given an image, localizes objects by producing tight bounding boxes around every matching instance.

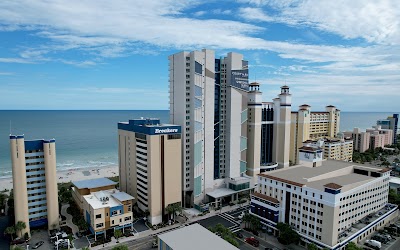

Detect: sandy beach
[0,165,119,192]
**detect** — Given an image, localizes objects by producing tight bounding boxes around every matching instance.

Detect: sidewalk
[92,202,250,249]
[61,203,79,234]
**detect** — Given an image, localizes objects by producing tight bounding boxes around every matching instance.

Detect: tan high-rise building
[348,128,370,153]
[246,82,262,177]
[9,135,59,236]
[290,105,340,164]
[118,118,182,225]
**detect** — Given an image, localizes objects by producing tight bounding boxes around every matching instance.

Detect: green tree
[249,215,261,231]
[242,213,252,228]
[14,221,26,238]
[5,226,16,240]
[111,244,129,250]
[208,223,239,247]
[345,242,362,250]
[10,246,24,250]
[308,243,318,250]
[114,229,123,243]
[276,222,300,245]
[81,247,90,250]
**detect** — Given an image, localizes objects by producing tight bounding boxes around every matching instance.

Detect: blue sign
[230,69,249,90]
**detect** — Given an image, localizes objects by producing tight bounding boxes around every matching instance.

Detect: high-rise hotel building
[118,118,182,225]
[290,105,341,164]
[169,49,296,208]
[10,135,59,236]
[169,50,260,208]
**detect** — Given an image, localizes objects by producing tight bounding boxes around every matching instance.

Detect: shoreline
[0,165,119,192]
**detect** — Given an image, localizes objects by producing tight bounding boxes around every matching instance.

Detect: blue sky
[0,0,399,111]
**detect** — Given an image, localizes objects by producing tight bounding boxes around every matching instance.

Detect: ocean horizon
[0,110,397,177]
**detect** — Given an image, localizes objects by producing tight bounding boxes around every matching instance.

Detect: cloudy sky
[0,0,399,111]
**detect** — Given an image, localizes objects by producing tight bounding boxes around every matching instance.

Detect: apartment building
[290,105,340,164]
[250,155,397,249]
[344,128,370,153]
[118,118,182,225]
[366,126,393,148]
[10,135,59,236]
[71,178,134,240]
[377,114,398,144]
[303,138,353,162]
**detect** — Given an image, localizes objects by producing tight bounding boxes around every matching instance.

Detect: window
[125,216,131,221]
[96,223,104,228]
[95,214,102,219]
[112,210,118,216]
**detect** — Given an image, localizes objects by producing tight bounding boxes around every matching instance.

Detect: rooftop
[158,223,238,250]
[118,117,181,135]
[84,189,134,209]
[72,177,116,189]
[259,160,386,192]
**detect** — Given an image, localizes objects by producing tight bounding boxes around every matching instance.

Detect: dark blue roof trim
[118,118,181,135]
[9,135,24,139]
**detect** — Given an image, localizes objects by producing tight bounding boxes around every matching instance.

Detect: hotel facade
[9,135,59,236]
[290,105,341,164]
[118,118,182,225]
[71,178,134,240]
[250,152,397,249]
[168,49,298,208]
[303,138,353,162]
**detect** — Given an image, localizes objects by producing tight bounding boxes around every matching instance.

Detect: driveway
[133,219,150,233]
[61,204,79,234]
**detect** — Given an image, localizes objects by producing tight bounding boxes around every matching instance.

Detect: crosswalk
[218,213,242,233]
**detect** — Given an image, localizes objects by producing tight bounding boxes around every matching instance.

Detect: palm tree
[165,202,182,222]
[114,229,123,243]
[250,215,261,231]
[5,226,16,240]
[14,221,26,238]
[242,213,252,228]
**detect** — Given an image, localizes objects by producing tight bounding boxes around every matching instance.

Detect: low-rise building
[71,178,134,240]
[303,138,353,162]
[389,177,400,194]
[250,156,397,250]
[157,223,239,250]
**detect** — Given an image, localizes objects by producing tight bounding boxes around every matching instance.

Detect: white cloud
[239,0,400,45]
[0,72,14,75]
[238,7,274,22]
[0,57,34,63]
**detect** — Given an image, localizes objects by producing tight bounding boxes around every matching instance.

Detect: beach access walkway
[61,203,79,234]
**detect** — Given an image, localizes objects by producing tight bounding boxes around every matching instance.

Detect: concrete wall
[44,141,59,230]
[10,137,30,235]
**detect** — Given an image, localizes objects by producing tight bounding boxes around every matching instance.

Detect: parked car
[245,237,259,247]
[365,239,381,250]
[11,238,26,245]
[372,235,388,244]
[32,241,44,249]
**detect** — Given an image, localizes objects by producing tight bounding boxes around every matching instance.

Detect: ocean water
[0,110,396,177]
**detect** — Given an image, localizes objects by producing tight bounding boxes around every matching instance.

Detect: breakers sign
[154,128,179,134]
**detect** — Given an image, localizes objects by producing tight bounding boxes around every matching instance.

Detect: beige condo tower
[118,118,182,225]
[10,135,59,236]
